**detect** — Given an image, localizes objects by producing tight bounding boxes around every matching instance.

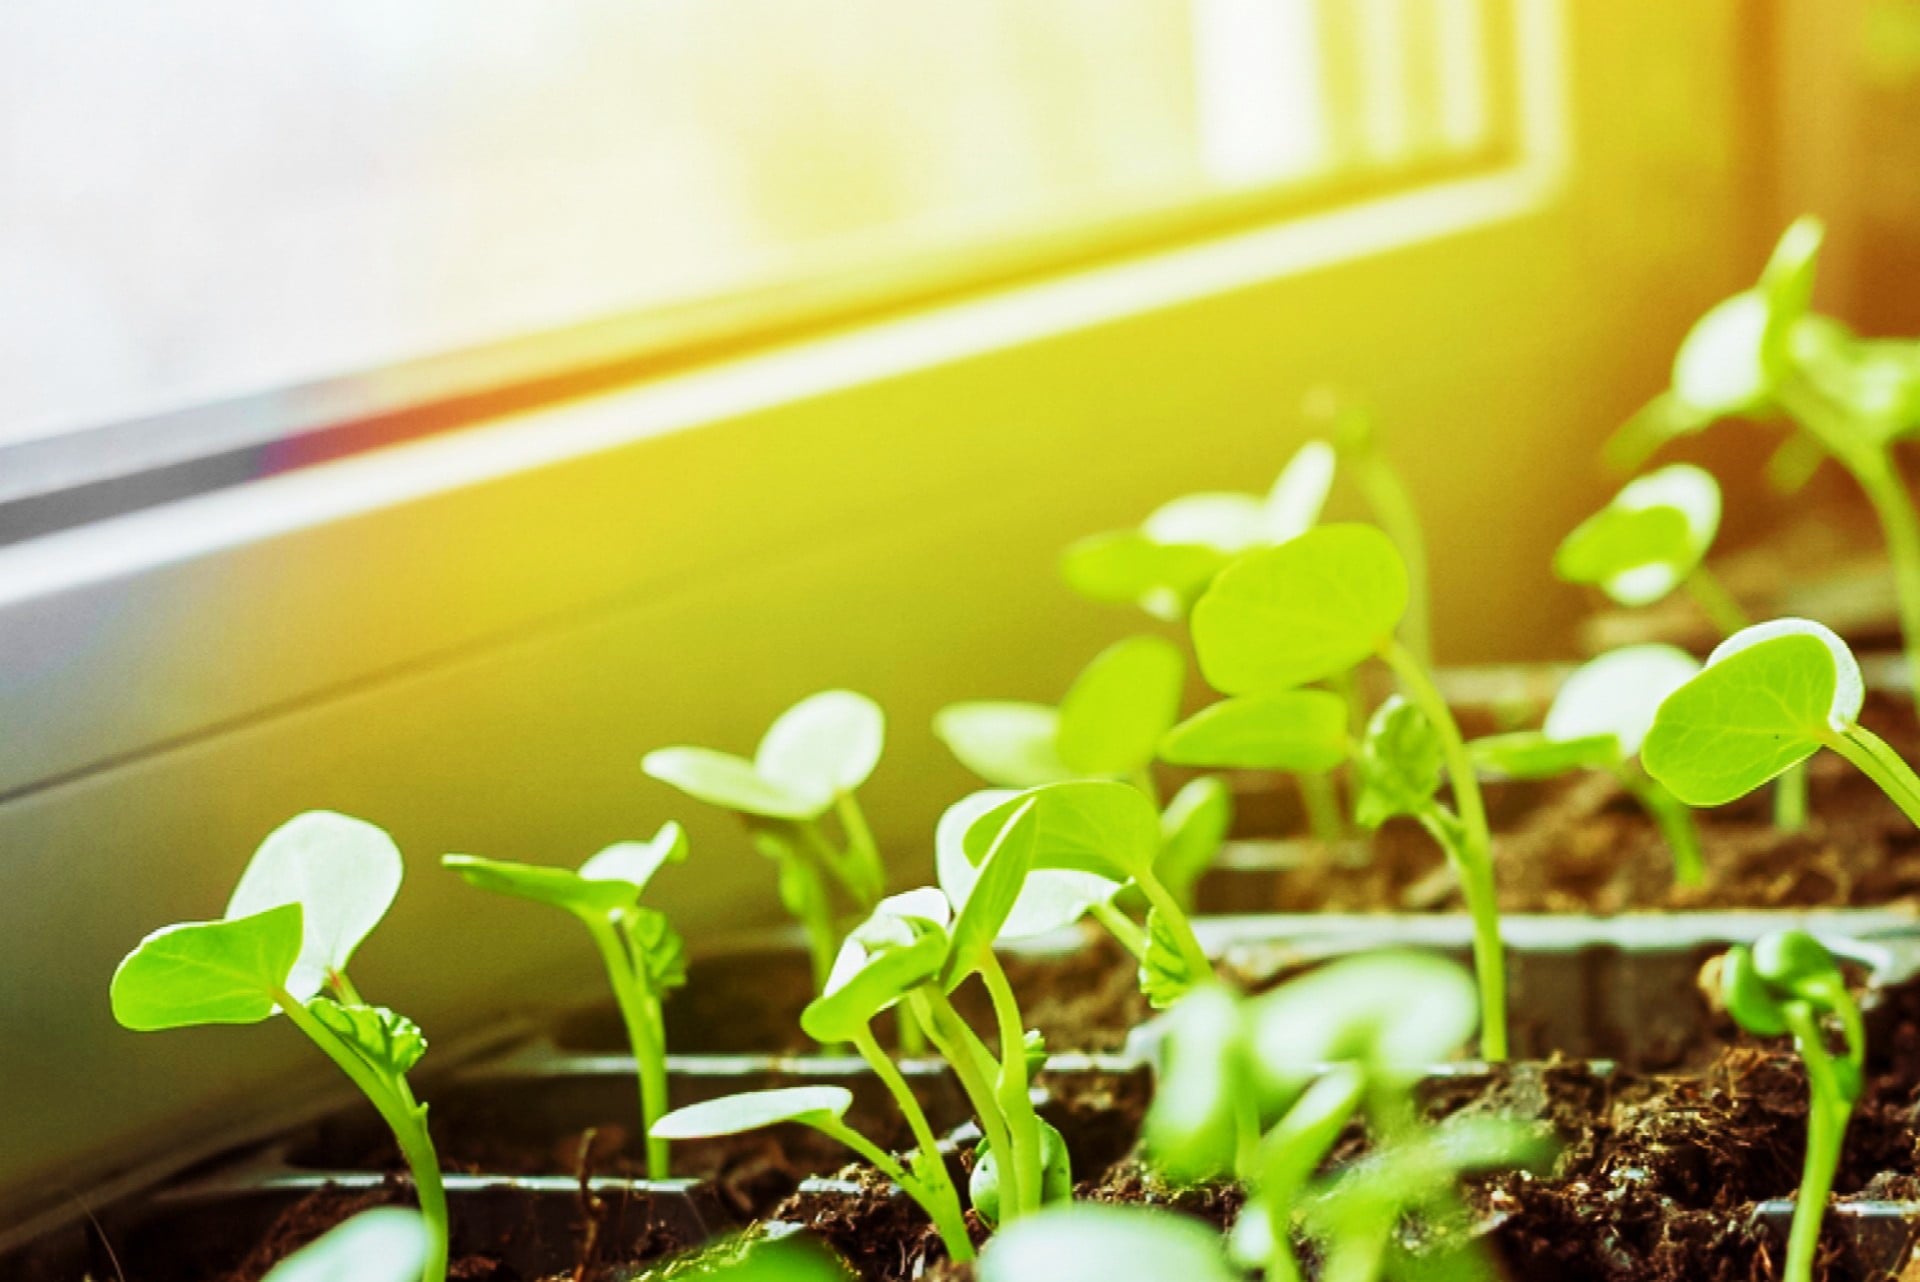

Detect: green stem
[587,917,670,1179]
[833,792,887,911]
[783,853,840,994]
[915,991,1020,1218]
[1088,900,1150,963]
[1828,724,1920,829]
[1353,447,1433,666]
[812,1115,974,1261]
[1381,639,1506,1060]
[1774,761,1811,832]
[980,953,1046,1216]
[1779,1004,1854,1282]
[1684,566,1751,636]
[1297,771,1348,848]
[279,992,448,1282]
[1413,807,1507,1063]
[1616,765,1706,886]
[848,1021,972,1257]
[798,819,874,910]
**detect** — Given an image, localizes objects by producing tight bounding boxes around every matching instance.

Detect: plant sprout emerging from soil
[261,1208,429,1282]
[653,803,1066,1260]
[1147,954,1546,1282]
[643,690,887,991]
[1556,463,1744,631]
[441,822,688,1178]
[1711,930,1865,1282]
[977,1202,1242,1282]
[1059,439,1337,621]
[962,780,1213,1009]
[1171,523,1509,1058]
[1469,645,1707,883]
[1615,217,1920,700]
[1643,618,1920,827]
[110,813,450,1282]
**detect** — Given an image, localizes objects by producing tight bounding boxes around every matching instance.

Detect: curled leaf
[937,790,1116,940]
[306,998,427,1078]
[652,1086,854,1140]
[1354,696,1442,827]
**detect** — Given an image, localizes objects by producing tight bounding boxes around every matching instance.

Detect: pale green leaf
[1544,644,1701,757]
[944,801,1039,986]
[1248,951,1477,1079]
[643,747,819,820]
[578,821,688,894]
[225,812,402,1002]
[1142,493,1268,553]
[801,905,948,1044]
[1154,777,1234,903]
[962,780,1162,882]
[1758,215,1823,376]
[1353,695,1443,828]
[1056,637,1186,776]
[1158,691,1348,770]
[979,1203,1240,1282]
[932,703,1074,789]
[307,998,427,1077]
[1261,440,1336,542]
[111,904,305,1031]
[1142,985,1248,1178]
[441,854,633,919]
[262,1209,429,1282]
[1190,524,1408,694]
[652,1086,854,1140]
[937,790,1116,940]
[1555,465,1721,606]
[1673,292,1772,417]
[755,690,884,807]
[1058,531,1227,619]
[1469,731,1620,780]
[1641,619,1862,805]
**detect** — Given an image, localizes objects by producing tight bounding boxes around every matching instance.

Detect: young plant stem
[979,952,1045,1216]
[584,917,670,1179]
[1828,725,1920,828]
[1683,566,1750,637]
[1297,771,1349,850]
[1616,766,1706,885]
[811,1114,974,1260]
[847,1023,973,1254]
[1775,762,1811,831]
[278,992,448,1282]
[1381,639,1508,1060]
[1778,1003,1856,1282]
[833,792,887,909]
[913,991,1023,1217]
[1088,900,1150,962]
[1350,445,1433,666]
[798,819,877,912]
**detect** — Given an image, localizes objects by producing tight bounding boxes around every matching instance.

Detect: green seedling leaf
[1143,985,1249,1178]
[1262,439,1337,542]
[1555,466,1722,605]
[1056,637,1185,776]
[627,907,689,992]
[800,896,950,1044]
[262,1208,430,1282]
[1058,531,1227,620]
[1141,908,1203,1009]
[1154,777,1234,902]
[1673,291,1773,417]
[1718,943,1791,1036]
[1248,951,1477,1084]
[1642,619,1863,805]
[307,998,427,1078]
[979,1203,1240,1282]
[1544,644,1702,757]
[440,854,634,919]
[938,791,1117,939]
[970,1120,1073,1227]
[1469,731,1619,780]
[1143,493,1268,553]
[1354,696,1443,827]
[944,800,1040,986]
[225,812,402,1001]
[1190,524,1408,694]
[642,747,817,820]
[932,703,1073,789]
[1758,216,1824,374]
[1751,929,1851,1006]
[652,1086,854,1140]
[962,780,1162,883]
[755,690,884,808]
[1159,691,1348,770]
[111,904,305,1031]
[578,821,688,893]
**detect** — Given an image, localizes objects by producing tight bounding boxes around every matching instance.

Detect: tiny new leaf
[1189,524,1408,694]
[1055,636,1185,776]
[1642,619,1863,805]
[225,811,403,1001]
[754,690,884,809]
[1159,690,1348,771]
[111,903,305,1031]
[1141,908,1202,1009]
[307,998,428,1078]
[652,1086,854,1140]
[937,790,1116,940]
[1354,696,1442,827]
[932,703,1073,789]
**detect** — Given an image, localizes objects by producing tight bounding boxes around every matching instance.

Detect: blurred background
[4,0,1920,1225]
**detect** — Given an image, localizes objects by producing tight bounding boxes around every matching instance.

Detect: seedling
[1168,523,1509,1057]
[1615,217,1920,700]
[262,1208,429,1282]
[1146,954,1543,1282]
[962,780,1213,1009]
[644,690,886,990]
[110,813,449,1282]
[1469,645,1707,883]
[1642,618,1920,827]
[652,804,1065,1259]
[442,822,688,1178]
[1713,930,1865,1282]
[1060,439,1337,621]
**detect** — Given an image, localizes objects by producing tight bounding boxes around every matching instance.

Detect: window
[2,0,1516,536]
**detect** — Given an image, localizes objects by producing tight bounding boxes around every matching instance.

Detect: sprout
[1713,931,1865,1282]
[1469,646,1707,883]
[111,813,448,1282]
[644,691,886,990]
[652,803,1065,1258]
[442,823,688,1178]
[261,1209,429,1282]
[1643,619,1920,826]
[1171,525,1509,1058]
[1555,464,1747,631]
